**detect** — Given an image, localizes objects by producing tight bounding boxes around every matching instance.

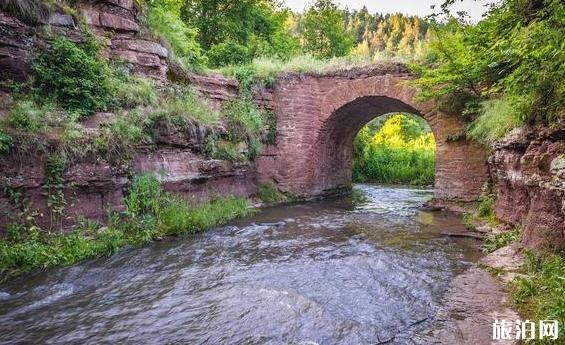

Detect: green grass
[510,250,565,344]
[482,226,522,254]
[6,99,51,133]
[257,182,287,204]
[0,174,252,282]
[467,97,526,146]
[352,114,436,185]
[149,87,221,126]
[221,54,398,88]
[96,110,151,161]
[461,193,501,232]
[114,75,158,108]
[0,128,12,154]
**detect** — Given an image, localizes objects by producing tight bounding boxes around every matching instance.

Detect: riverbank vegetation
[511,251,565,331]
[0,175,251,282]
[466,192,564,333]
[412,0,564,145]
[353,114,435,185]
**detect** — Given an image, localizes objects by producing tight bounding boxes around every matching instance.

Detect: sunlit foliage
[412,0,565,144]
[353,114,435,185]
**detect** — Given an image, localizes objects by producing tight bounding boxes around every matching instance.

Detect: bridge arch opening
[315,96,437,195]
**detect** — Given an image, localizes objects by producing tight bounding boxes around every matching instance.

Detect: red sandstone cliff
[0,1,255,232]
[491,125,565,250]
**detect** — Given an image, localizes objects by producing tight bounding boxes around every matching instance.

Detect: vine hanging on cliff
[43,152,66,232]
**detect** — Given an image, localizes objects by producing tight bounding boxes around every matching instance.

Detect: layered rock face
[0,2,255,232]
[0,0,168,80]
[491,126,565,250]
[0,118,257,231]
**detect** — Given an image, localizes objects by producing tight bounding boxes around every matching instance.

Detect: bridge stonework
[256,64,490,202]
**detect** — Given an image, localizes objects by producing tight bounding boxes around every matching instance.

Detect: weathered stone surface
[256,64,490,203]
[81,8,101,26]
[150,119,213,149]
[492,125,565,250]
[105,0,134,10]
[0,145,257,232]
[81,112,116,132]
[415,247,522,344]
[48,14,75,27]
[81,7,138,31]
[99,12,138,31]
[112,49,161,66]
[111,39,168,58]
[0,12,33,82]
[189,73,239,108]
[111,48,168,78]
[134,149,257,202]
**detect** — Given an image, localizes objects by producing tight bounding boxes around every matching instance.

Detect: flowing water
[0,185,482,345]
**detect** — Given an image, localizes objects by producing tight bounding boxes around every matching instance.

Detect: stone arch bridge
[254,63,489,202]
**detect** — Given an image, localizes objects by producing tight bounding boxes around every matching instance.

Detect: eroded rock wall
[0,2,256,233]
[0,1,170,80]
[0,120,257,232]
[491,125,565,250]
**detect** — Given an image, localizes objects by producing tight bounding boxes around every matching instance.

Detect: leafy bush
[258,182,287,204]
[477,195,496,219]
[412,0,565,144]
[147,0,205,69]
[223,96,265,142]
[125,174,163,217]
[482,226,522,254]
[220,96,267,161]
[150,87,221,126]
[6,99,50,133]
[207,41,252,68]
[0,129,12,154]
[32,36,115,116]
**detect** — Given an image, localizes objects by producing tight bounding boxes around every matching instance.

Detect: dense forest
[128,0,435,69]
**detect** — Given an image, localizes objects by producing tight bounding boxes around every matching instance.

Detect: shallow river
[0,185,482,345]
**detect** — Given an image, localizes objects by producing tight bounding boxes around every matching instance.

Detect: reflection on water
[0,184,482,345]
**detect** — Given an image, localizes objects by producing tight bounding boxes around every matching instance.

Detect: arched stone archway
[256,64,489,202]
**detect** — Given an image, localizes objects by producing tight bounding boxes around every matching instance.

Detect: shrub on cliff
[412,0,565,144]
[6,99,50,133]
[222,96,266,161]
[147,0,205,69]
[32,36,115,117]
[149,87,221,126]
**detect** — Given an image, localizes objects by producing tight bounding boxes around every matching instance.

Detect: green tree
[180,0,298,67]
[413,0,565,144]
[148,0,204,68]
[301,0,354,59]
